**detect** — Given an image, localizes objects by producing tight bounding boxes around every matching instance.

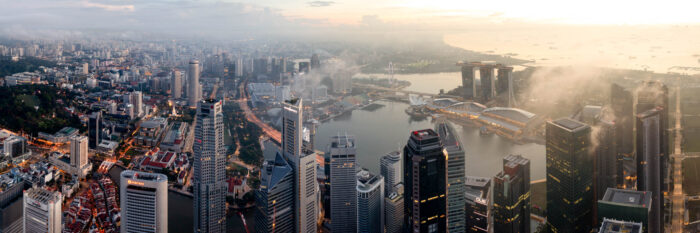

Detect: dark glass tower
[611,83,633,188]
[88,111,102,149]
[636,81,669,195]
[546,118,593,233]
[636,108,663,233]
[403,129,447,233]
[493,154,531,233]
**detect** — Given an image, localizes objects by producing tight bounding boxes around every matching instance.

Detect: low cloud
[82,1,134,12]
[307,1,335,7]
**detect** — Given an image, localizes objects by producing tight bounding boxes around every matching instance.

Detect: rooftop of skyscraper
[551,118,588,132]
[600,188,652,208]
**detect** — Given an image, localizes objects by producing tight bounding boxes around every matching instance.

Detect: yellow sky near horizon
[273,0,700,26]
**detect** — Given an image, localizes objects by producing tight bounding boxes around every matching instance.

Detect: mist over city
[0,1,699,233]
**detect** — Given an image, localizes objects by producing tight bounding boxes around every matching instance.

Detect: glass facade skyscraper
[546,118,593,233]
[493,154,530,233]
[403,129,447,233]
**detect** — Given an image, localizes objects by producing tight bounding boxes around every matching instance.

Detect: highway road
[672,77,684,233]
[236,80,281,143]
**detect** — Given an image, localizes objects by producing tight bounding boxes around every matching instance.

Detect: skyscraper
[464,176,491,233]
[172,70,182,99]
[480,65,496,101]
[120,170,168,233]
[328,134,358,232]
[235,58,244,77]
[493,155,530,233]
[69,135,88,172]
[459,63,478,100]
[23,188,62,233]
[0,181,24,233]
[130,91,143,117]
[403,129,447,233]
[356,168,384,233]
[435,120,466,233]
[282,99,304,158]
[611,84,634,180]
[636,108,663,233]
[380,151,401,196]
[193,99,227,233]
[282,98,318,233]
[255,153,295,233]
[88,111,102,149]
[594,120,618,202]
[188,60,201,107]
[636,81,670,195]
[546,118,593,233]
[384,184,404,233]
[310,54,320,70]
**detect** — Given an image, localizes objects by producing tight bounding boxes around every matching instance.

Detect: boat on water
[479,126,491,136]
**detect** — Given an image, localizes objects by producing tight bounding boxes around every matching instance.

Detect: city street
[672,78,684,233]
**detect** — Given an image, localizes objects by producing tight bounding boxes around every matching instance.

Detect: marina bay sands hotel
[458,61,516,106]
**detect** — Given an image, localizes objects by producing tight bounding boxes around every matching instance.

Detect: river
[313,100,546,180]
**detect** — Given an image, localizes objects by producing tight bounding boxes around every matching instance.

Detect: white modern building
[23,188,62,233]
[120,170,168,233]
[380,151,401,195]
[188,60,201,107]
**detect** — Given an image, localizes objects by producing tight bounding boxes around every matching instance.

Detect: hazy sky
[1,0,699,38]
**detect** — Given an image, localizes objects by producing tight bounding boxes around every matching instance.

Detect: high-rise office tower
[172,70,182,99]
[88,111,102,149]
[435,120,466,233]
[0,181,24,233]
[597,188,652,232]
[380,151,401,195]
[611,83,634,188]
[328,134,358,232]
[594,120,618,204]
[464,176,491,233]
[385,184,404,233]
[282,99,304,158]
[188,60,201,107]
[193,99,227,233]
[310,54,320,70]
[356,168,384,233]
[120,170,168,233]
[23,188,62,233]
[493,155,531,233]
[403,129,447,233]
[69,135,88,168]
[236,58,244,77]
[255,153,295,233]
[636,108,663,233]
[131,91,143,117]
[82,62,89,74]
[636,81,669,194]
[282,98,318,233]
[546,118,593,233]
